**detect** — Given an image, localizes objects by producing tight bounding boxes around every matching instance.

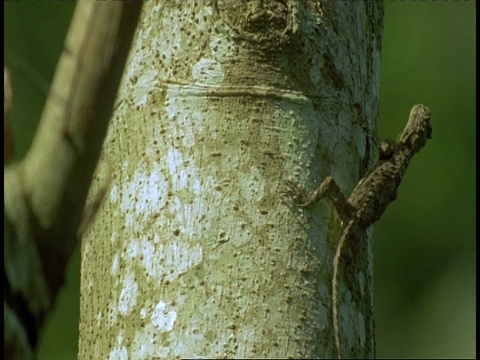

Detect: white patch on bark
[134,70,158,107]
[151,300,177,332]
[192,58,224,85]
[131,330,172,358]
[118,233,203,282]
[118,273,138,315]
[111,254,119,275]
[108,346,128,360]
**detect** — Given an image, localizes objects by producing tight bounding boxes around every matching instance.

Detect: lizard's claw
[281,181,307,205]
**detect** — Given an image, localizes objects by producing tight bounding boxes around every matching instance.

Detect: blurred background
[4,2,475,359]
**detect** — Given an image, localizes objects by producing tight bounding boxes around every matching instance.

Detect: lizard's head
[400,104,432,153]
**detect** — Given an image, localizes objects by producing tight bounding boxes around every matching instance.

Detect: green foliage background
[4,2,475,358]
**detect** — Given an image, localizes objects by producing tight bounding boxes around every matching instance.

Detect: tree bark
[79,1,384,358]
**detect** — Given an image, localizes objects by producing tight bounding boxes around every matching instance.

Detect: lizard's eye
[422,106,431,118]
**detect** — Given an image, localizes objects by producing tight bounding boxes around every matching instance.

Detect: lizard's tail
[332,221,355,360]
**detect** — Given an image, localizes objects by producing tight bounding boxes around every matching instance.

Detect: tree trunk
[79,2,384,358]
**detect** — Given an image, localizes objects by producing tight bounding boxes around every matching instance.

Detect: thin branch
[4,1,142,357]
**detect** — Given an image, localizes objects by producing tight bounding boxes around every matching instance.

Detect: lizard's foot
[281,180,308,205]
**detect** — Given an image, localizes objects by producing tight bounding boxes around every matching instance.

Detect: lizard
[288,104,432,359]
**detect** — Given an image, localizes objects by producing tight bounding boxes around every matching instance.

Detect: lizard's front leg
[301,176,354,223]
